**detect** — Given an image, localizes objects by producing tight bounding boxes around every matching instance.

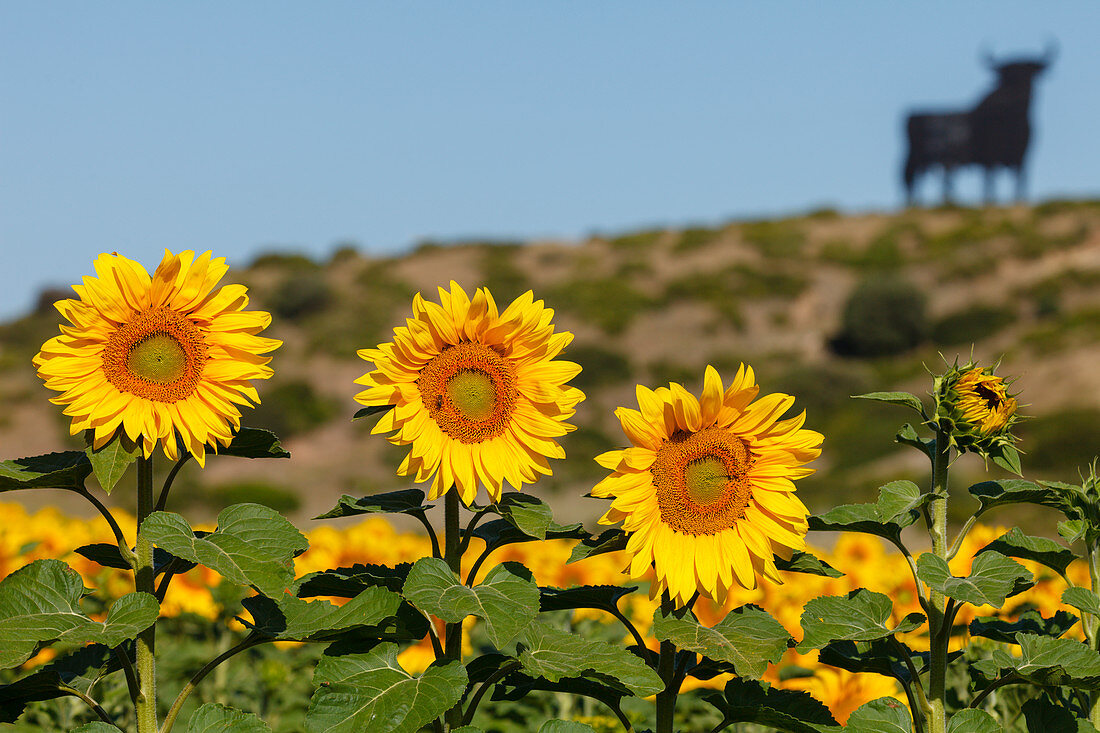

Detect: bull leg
[984,167,996,205]
[942,167,955,206]
[1014,165,1027,202]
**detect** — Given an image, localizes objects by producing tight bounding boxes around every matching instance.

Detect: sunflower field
[2,248,1100,733]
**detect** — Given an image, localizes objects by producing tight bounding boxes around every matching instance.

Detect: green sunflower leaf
[808,481,932,543]
[946,708,1002,733]
[1062,587,1100,618]
[492,671,633,722]
[0,644,116,723]
[402,558,538,647]
[187,702,272,733]
[351,404,395,421]
[473,518,587,556]
[969,479,1075,518]
[538,722,597,733]
[989,443,1023,476]
[853,391,926,415]
[85,435,138,494]
[699,678,837,733]
[818,639,912,684]
[474,492,553,540]
[143,503,308,598]
[517,621,663,697]
[0,451,91,492]
[0,559,159,669]
[314,490,429,520]
[977,527,1077,576]
[844,697,912,733]
[776,550,844,578]
[75,542,199,576]
[797,589,924,653]
[1022,694,1100,732]
[240,586,416,643]
[295,563,412,597]
[970,610,1078,645]
[305,643,466,733]
[567,529,628,564]
[916,551,1033,608]
[653,604,790,679]
[219,428,290,459]
[978,633,1100,689]
[72,724,121,733]
[538,585,636,614]
[895,423,935,460]
[1060,519,1088,545]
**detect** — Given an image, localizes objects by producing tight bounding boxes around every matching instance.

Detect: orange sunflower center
[418,341,518,444]
[652,426,755,535]
[101,308,208,402]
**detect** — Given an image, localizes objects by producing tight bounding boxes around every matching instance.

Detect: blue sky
[2,2,1098,318]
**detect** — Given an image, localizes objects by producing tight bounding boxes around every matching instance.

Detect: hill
[4,201,1100,533]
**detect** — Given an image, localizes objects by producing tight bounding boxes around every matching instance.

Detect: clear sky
[2,2,1098,318]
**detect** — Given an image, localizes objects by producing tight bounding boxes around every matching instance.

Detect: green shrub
[481,244,530,304]
[566,345,632,393]
[829,278,928,357]
[931,305,1017,346]
[210,481,302,513]
[249,251,321,270]
[249,380,338,438]
[547,278,654,335]
[740,220,805,258]
[270,272,333,321]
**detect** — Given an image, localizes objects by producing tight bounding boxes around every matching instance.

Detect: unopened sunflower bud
[930,361,1021,460]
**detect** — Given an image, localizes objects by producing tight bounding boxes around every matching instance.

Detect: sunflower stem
[655,592,679,733]
[1087,542,1100,727]
[135,455,159,733]
[443,489,464,729]
[927,430,950,733]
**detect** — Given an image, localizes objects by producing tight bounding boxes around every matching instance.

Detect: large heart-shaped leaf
[700,678,837,733]
[653,604,790,679]
[188,702,272,732]
[1063,587,1100,617]
[844,697,911,733]
[809,481,932,543]
[241,586,408,642]
[818,639,912,684]
[1021,695,1100,733]
[403,558,538,647]
[977,527,1077,576]
[314,490,429,520]
[916,551,1033,608]
[945,709,1002,733]
[0,643,115,723]
[295,564,412,598]
[0,560,158,668]
[475,492,554,540]
[143,504,308,598]
[517,621,662,697]
[305,643,466,733]
[0,451,91,492]
[969,610,1078,645]
[978,633,1100,689]
[797,589,923,653]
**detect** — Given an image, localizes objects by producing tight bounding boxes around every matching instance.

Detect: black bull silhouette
[903,45,1055,205]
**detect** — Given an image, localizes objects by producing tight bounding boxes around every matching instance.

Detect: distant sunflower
[354,281,583,505]
[593,365,822,607]
[34,251,280,466]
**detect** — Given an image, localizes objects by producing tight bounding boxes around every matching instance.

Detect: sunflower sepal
[84,432,139,495]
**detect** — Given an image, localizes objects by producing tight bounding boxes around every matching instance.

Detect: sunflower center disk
[418,342,518,444]
[652,426,754,536]
[446,370,497,421]
[102,307,207,402]
[128,334,188,384]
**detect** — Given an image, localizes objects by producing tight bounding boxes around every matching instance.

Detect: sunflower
[945,367,1017,436]
[932,361,1019,457]
[34,250,280,466]
[592,365,822,607]
[354,281,583,505]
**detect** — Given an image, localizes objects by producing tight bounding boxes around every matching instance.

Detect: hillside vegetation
[4,201,1100,531]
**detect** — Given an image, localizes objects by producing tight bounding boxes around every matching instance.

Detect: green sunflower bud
[929,360,1022,470]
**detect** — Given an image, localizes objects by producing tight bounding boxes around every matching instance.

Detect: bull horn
[979,42,997,68]
[1043,37,1059,66]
